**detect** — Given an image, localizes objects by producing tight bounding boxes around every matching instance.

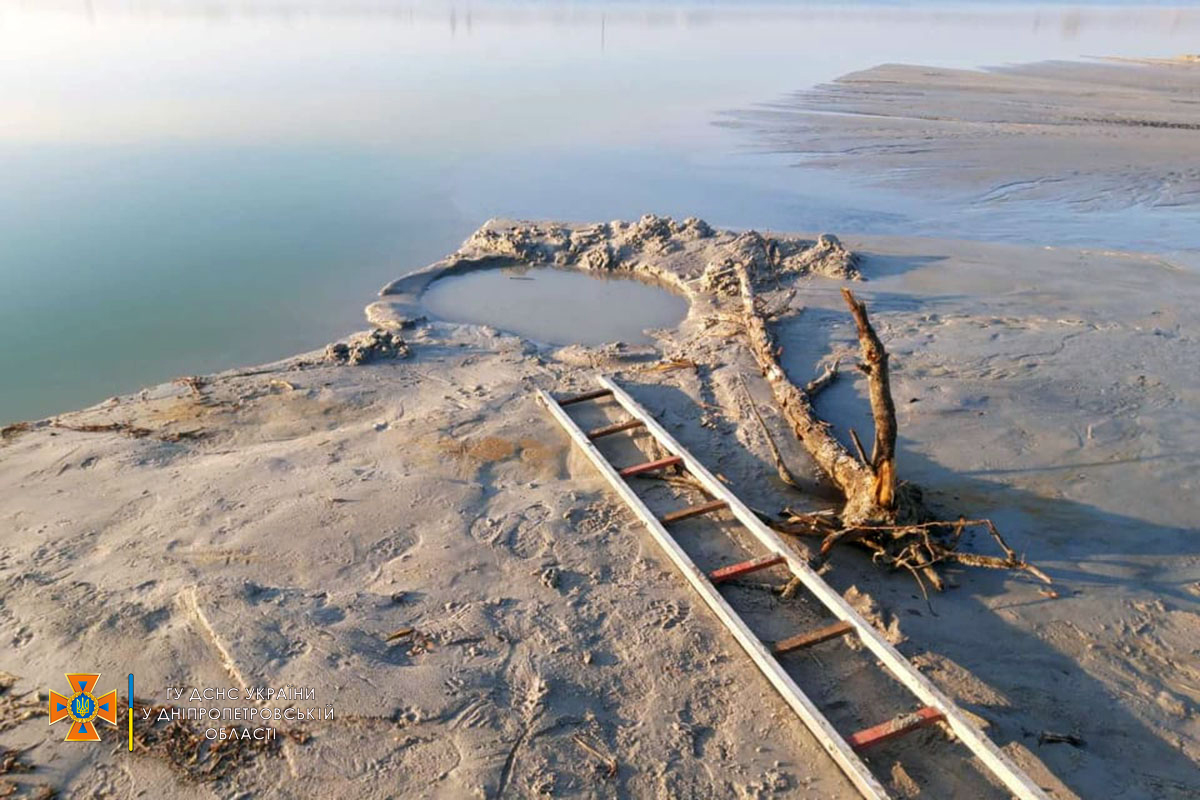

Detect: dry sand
[1,215,1197,798]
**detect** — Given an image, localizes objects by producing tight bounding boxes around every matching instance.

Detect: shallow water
[3,1,1200,422]
[421,266,688,346]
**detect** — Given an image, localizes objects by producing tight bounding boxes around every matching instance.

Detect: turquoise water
[3,1,1199,423]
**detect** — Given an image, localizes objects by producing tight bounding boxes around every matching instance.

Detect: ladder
[537,375,1051,800]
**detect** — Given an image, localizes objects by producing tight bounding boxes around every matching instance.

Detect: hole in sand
[421,265,688,346]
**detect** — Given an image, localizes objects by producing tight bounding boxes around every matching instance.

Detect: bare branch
[841,288,898,510]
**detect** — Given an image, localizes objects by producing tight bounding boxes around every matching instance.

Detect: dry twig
[573,734,618,779]
[637,358,698,373]
[735,372,803,490]
[804,358,840,397]
[385,627,415,642]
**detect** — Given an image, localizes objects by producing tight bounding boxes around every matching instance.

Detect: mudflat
[730,57,1200,258]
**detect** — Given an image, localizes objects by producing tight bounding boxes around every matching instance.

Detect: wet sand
[729,57,1200,261]
[1,217,1196,798]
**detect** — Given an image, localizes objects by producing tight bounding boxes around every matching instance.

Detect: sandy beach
[2,211,1197,798]
[3,5,1200,796]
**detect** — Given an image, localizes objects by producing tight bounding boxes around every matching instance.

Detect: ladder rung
[618,455,683,477]
[848,707,945,751]
[587,419,645,439]
[659,500,729,524]
[772,620,855,655]
[558,388,613,406]
[709,554,786,584]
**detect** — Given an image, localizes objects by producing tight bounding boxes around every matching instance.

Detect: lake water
[3,1,1200,423]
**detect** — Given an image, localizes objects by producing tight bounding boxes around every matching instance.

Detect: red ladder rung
[659,500,729,525]
[772,620,855,655]
[618,455,683,477]
[708,554,786,584]
[558,388,613,406]
[587,419,645,439]
[848,707,945,751]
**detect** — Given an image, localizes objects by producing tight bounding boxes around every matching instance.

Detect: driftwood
[733,261,1048,588]
[734,262,899,525]
[841,287,898,510]
[804,358,840,396]
[49,420,206,443]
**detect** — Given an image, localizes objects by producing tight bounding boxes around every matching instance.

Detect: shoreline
[8,50,1200,427]
[2,217,1196,797]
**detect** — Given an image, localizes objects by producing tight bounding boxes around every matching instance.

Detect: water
[422,266,688,346]
[3,1,1200,423]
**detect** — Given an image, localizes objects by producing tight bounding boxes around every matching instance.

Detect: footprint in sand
[650,598,690,630]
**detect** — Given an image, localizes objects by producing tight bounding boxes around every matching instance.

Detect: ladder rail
[536,388,890,800]
[594,375,1050,800]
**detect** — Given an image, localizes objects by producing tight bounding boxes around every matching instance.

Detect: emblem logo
[48,673,118,742]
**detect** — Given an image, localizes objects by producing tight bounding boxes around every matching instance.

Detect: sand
[1,214,1197,798]
[728,57,1200,260]
[734,57,1200,207]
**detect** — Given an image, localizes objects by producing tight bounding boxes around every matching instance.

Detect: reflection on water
[2,1,1199,421]
[421,266,689,346]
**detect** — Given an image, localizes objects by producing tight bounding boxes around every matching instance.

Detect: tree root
[735,262,1050,589]
[734,261,910,525]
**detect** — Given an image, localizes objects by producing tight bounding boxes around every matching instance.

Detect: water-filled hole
[421,265,688,346]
